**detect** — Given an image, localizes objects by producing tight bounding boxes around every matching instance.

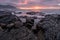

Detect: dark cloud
[0,0,60,6]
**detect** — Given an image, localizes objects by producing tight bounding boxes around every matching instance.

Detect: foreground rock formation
[0,11,37,40]
[37,14,60,40]
[0,11,60,40]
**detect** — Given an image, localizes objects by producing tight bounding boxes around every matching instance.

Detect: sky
[0,0,60,9]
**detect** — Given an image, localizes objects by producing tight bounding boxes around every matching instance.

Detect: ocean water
[19,9,60,14]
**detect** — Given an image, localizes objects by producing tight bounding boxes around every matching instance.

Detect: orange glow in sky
[16,0,60,10]
[19,7,42,9]
[17,6,60,9]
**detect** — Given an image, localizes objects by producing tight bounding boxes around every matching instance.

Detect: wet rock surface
[0,11,60,40]
[0,11,37,40]
[37,14,60,40]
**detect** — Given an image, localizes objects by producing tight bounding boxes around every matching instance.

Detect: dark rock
[0,11,37,40]
[37,14,60,40]
[24,17,34,30]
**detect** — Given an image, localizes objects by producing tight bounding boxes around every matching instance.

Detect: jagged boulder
[37,14,60,40]
[24,17,34,30]
[0,11,37,40]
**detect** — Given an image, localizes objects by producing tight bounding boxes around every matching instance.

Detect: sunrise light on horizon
[17,6,60,10]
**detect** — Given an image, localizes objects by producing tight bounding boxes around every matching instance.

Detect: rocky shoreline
[0,11,60,40]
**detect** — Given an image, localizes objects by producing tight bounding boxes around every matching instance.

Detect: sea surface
[19,9,60,14]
